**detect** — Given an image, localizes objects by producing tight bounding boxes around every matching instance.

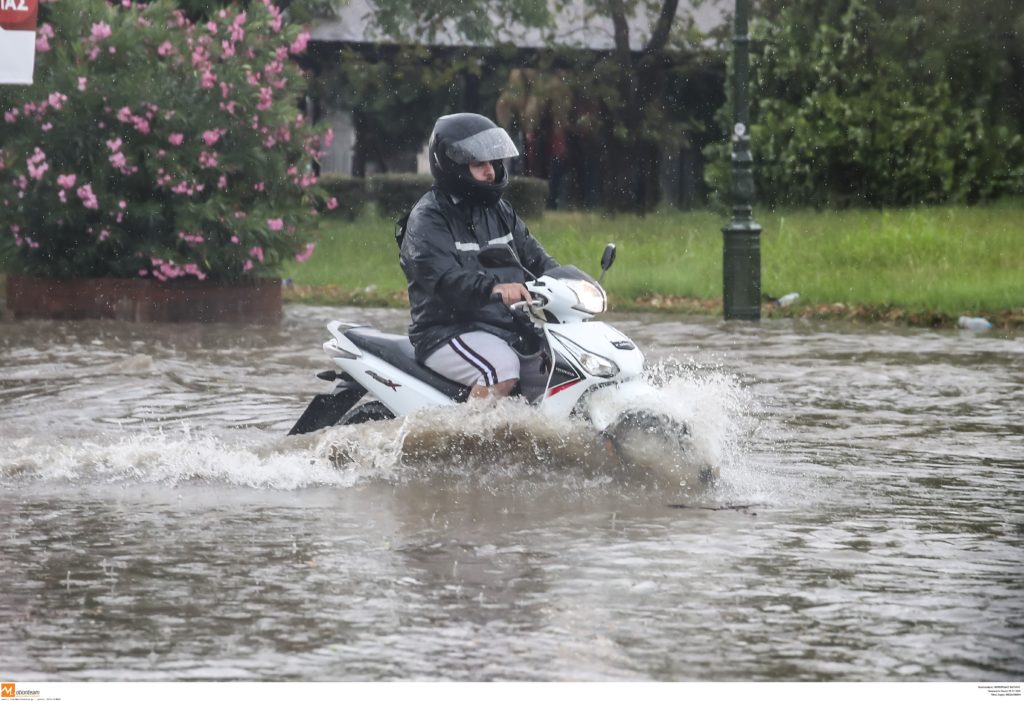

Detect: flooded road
[1,305,1021,681]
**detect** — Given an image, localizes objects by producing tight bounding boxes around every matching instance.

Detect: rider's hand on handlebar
[491,282,533,307]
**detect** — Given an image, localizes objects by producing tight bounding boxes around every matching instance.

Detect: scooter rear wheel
[339,400,395,425]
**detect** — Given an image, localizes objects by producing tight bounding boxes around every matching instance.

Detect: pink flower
[267,218,284,231]
[106,137,123,152]
[109,152,127,169]
[201,69,216,89]
[217,175,228,190]
[57,174,77,189]
[168,133,184,146]
[289,30,310,55]
[199,151,218,168]
[230,235,240,244]
[157,41,174,57]
[47,92,67,110]
[4,108,18,123]
[36,34,50,53]
[256,87,272,111]
[116,106,133,123]
[78,77,88,91]
[41,122,53,132]
[202,129,222,146]
[243,260,254,272]
[191,46,208,68]
[27,148,48,180]
[295,243,316,263]
[326,197,338,211]
[249,246,264,263]
[76,183,99,210]
[119,200,127,209]
[91,22,112,42]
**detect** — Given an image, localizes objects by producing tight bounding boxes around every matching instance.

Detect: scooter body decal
[366,369,401,391]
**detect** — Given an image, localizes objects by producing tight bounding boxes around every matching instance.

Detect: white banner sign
[0,0,39,84]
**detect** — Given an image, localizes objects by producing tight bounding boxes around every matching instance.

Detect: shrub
[505,176,547,219]
[705,0,1024,207]
[364,172,548,221]
[367,173,432,219]
[0,0,332,281]
[319,174,368,219]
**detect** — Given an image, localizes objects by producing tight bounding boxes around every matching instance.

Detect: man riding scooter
[399,113,559,399]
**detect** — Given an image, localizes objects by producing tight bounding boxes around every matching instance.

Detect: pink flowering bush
[0,0,331,281]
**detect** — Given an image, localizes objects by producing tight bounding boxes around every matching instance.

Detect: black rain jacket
[399,188,558,361]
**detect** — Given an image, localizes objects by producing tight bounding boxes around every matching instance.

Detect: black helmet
[428,113,519,206]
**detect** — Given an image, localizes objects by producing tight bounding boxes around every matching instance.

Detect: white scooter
[290,244,711,485]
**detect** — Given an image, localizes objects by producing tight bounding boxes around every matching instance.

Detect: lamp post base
[722,223,762,321]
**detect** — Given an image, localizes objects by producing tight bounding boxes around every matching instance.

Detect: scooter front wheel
[339,400,396,425]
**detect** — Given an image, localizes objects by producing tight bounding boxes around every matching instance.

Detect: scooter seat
[343,327,470,402]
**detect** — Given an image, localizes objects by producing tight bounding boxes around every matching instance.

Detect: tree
[351,0,720,210]
[704,0,1024,207]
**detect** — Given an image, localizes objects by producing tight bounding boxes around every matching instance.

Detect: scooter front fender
[581,379,665,432]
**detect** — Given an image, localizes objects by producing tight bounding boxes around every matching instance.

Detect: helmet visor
[445,127,519,164]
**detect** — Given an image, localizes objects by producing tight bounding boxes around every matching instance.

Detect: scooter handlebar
[510,298,546,314]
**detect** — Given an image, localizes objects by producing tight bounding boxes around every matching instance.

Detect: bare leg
[468,378,517,399]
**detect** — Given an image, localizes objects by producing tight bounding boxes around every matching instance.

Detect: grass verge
[283,198,1024,329]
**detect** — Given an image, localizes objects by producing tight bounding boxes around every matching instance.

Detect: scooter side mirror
[600,243,617,272]
[478,244,521,269]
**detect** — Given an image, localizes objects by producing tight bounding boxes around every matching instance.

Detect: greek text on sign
[0,0,38,84]
[0,0,38,30]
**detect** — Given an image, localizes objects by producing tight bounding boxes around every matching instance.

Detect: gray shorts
[425,331,520,387]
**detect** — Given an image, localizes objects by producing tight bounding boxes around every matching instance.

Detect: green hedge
[367,173,434,219]
[504,176,547,220]
[320,173,549,221]
[319,174,371,220]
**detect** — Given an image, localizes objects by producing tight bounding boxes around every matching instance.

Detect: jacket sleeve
[401,205,499,312]
[508,206,558,276]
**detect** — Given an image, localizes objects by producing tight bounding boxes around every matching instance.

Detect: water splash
[0,362,767,501]
[0,428,352,490]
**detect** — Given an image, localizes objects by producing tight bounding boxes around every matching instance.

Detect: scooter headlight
[565,279,607,314]
[552,332,619,378]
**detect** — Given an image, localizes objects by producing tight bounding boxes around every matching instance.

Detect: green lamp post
[722,0,762,321]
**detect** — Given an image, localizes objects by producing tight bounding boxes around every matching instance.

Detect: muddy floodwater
[1,305,1021,681]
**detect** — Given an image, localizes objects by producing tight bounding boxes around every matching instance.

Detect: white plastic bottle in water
[958,316,993,331]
